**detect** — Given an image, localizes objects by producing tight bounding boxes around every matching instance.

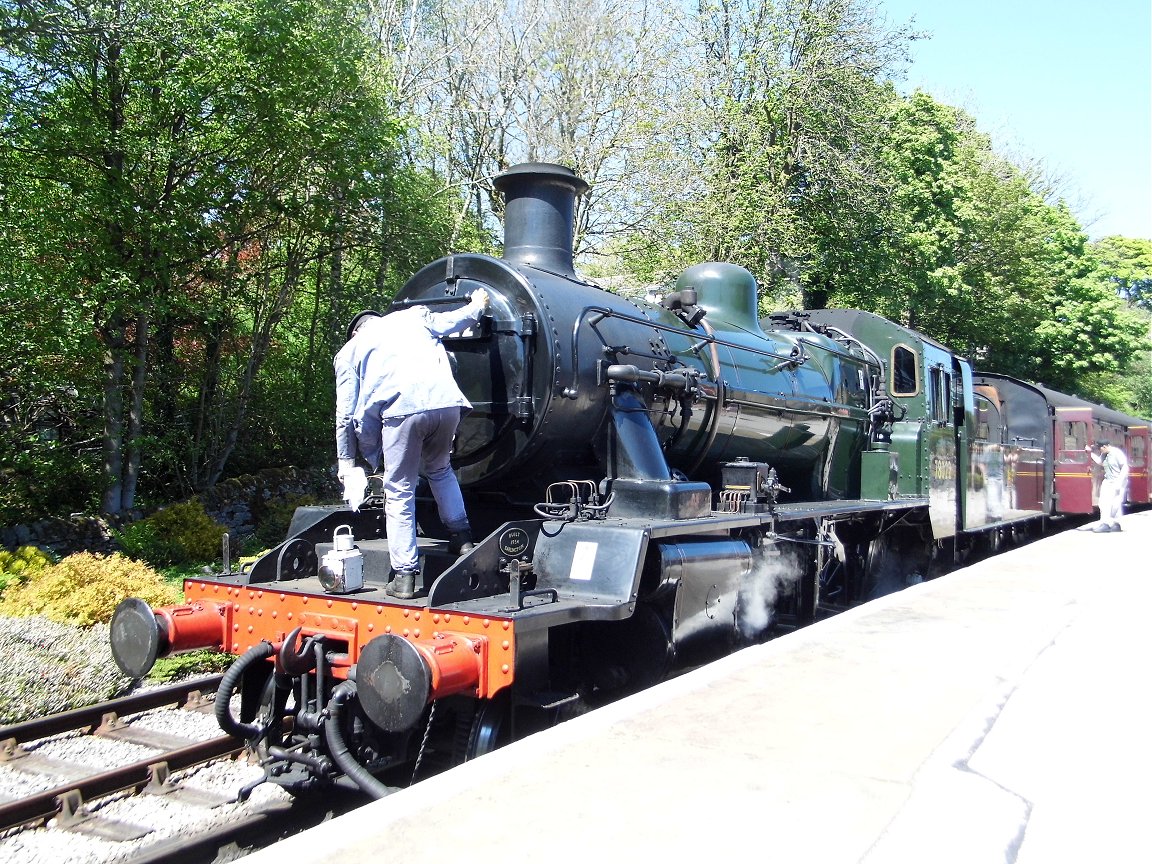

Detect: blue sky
[880,0,1151,240]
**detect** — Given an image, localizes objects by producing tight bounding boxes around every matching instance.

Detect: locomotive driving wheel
[862,525,932,601]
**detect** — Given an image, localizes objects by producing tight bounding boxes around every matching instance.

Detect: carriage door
[1126,426,1149,504]
[1052,408,1093,513]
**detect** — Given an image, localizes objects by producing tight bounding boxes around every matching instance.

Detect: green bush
[116,500,228,566]
[0,551,183,627]
[0,544,53,595]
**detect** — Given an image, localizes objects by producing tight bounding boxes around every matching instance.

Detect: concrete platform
[245,510,1151,863]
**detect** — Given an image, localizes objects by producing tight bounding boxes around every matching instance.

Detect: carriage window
[1060,421,1086,453]
[1130,434,1146,466]
[891,345,918,396]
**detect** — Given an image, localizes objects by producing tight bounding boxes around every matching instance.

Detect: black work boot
[448,530,475,556]
[386,569,417,599]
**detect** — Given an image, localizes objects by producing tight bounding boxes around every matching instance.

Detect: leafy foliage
[624,0,916,298]
[114,500,227,566]
[1125,349,1152,418]
[148,649,234,683]
[1092,237,1152,310]
[1,0,471,516]
[803,91,1146,400]
[0,545,54,595]
[0,552,183,627]
[1083,238,1152,414]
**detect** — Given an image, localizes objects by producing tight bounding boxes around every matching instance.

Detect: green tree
[834,92,1050,352]
[1091,236,1152,310]
[621,0,916,298]
[1026,271,1147,397]
[1090,237,1152,415]
[1,0,463,517]
[822,91,1143,401]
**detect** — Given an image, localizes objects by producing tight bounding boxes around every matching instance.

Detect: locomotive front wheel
[863,527,933,600]
[461,693,512,761]
[862,533,896,601]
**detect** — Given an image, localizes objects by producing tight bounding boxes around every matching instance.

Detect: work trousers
[1098,478,1126,526]
[380,407,470,573]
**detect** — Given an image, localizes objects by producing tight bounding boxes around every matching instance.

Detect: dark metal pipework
[492,163,589,278]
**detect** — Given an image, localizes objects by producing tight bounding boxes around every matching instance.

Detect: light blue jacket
[335,298,485,470]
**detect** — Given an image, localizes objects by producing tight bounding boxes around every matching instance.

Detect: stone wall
[0,514,123,557]
[0,466,341,557]
[195,466,340,536]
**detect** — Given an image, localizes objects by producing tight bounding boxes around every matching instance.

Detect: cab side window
[891,345,918,396]
[928,367,951,424]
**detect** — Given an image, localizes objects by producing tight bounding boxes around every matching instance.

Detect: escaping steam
[736,545,803,640]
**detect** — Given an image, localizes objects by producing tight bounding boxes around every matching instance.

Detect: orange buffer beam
[182,579,516,697]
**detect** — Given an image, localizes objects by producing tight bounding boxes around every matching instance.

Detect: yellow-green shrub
[0,544,53,595]
[115,500,228,566]
[0,552,183,627]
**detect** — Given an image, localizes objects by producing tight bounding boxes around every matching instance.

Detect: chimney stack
[493,163,588,278]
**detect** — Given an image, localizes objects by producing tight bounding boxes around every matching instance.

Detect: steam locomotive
[109,163,1151,799]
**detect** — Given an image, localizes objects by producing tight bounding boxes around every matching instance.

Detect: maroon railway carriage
[975,373,1150,515]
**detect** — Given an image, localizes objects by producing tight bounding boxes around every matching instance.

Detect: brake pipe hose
[215,641,276,742]
[325,680,400,800]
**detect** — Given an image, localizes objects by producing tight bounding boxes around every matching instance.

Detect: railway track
[0,676,236,838]
[0,675,362,862]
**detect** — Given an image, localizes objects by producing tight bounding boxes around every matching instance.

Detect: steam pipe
[606,364,695,391]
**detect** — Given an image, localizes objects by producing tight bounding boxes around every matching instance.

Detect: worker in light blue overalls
[334,289,489,597]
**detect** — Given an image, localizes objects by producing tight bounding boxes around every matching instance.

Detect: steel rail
[0,733,242,832]
[0,675,224,747]
[124,789,370,864]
